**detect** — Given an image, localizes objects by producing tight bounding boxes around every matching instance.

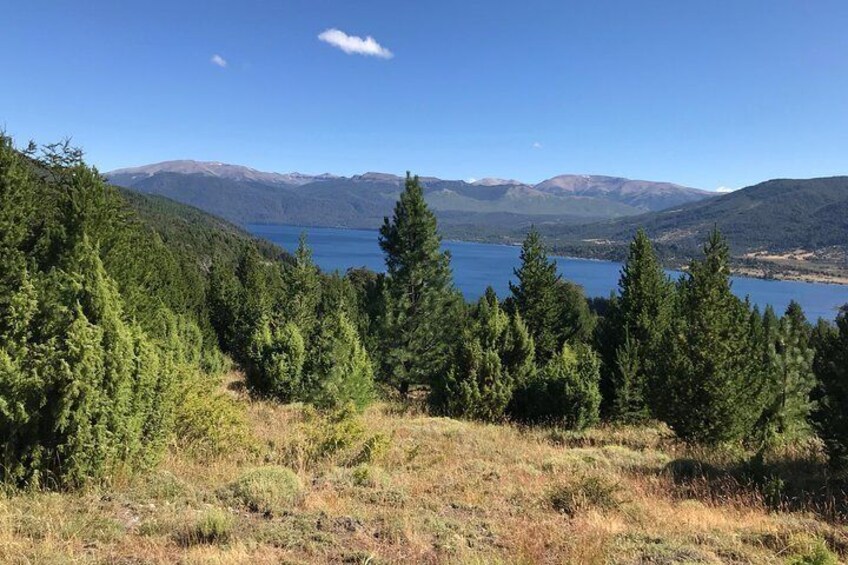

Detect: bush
[307,311,374,411]
[549,474,621,516]
[787,536,839,565]
[0,238,180,488]
[509,342,601,429]
[227,466,303,516]
[431,291,535,422]
[246,321,307,401]
[173,370,254,457]
[177,508,234,546]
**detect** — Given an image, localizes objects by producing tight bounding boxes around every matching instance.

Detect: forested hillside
[537,176,848,282]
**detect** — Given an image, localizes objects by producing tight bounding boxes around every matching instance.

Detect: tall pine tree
[812,310,848,466]
[606,229,673,422]
[656,229,764,443]
[509,227,562,361]
[378,173,460,394]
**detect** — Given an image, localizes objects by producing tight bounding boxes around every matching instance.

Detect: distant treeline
[2,140,847,490]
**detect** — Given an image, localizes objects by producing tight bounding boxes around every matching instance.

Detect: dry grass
[1,372,846,564]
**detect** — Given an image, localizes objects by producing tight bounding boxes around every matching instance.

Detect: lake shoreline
[248,222,848,287]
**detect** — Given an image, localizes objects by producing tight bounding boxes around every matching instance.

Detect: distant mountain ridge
[107,160,713,231]
[535,176,848,284]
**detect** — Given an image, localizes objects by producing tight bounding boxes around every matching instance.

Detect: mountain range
[107,161,713,231]
[106,161,848,284]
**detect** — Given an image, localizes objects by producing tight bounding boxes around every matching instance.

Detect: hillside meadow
[1,371,845,564]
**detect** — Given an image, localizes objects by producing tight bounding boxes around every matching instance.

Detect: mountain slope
[534,174,711,211]
[107,160,711,230]
[537,176,848,282]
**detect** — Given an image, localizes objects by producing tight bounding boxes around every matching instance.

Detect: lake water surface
[248,224,848,321]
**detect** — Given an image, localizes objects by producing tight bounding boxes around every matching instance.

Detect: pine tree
[378,173,460,393]
[509,227,561,361]
[812,311,848,466]
[307,310,375,411]
[431,288,536,421]
[606,229,673,422]
[284,233,321,338]
[656,229,764,444]
[757,302,816,443]
[509,342,601,429]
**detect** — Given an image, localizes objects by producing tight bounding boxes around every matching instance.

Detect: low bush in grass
[227,466,303,516]
[173,370,255,457]
[176,508,234,546]
[549,474,622,516]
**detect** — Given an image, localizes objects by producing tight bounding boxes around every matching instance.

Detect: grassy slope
[2,373,844,564]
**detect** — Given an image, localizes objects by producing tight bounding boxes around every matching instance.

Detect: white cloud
[210,54,228,68]
[715,186,735,193]
[318,28,393,59]
[467,177,477,183]
[532,141,543,149]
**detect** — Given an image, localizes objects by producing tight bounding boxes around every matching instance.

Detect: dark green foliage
[655,229,765,443]
[601,229,673,422]
[378,173,461,393]
[431,288,536,421]
[509,342,601,429]
[509,228,594,365]
[509,228,562,361]
[812,312,848,466]
[0,137,242,488]
[554,279,595,345]
[756,302,816,444]
[246,321,307,401]
[306,310,374,411]
[284,234,322,338]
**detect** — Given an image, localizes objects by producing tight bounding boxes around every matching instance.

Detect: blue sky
[3,1,847,190]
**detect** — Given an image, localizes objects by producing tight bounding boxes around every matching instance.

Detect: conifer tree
[509,342,601,429]
[307,310,375,411]
[509,227,561,361]
[812,311,848,466]
[247,321,307,401]
[656,229,764,443]
[756,302,816,443]
[378,173,460,393]
[284,233,322,338]
[606,229,673,421]
[431,288,535,421]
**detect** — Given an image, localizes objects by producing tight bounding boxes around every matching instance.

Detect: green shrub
[307,311,374,411]
[228,466,303,515]
[431,291,536,422]
[509,342,601,429]
[247,321,307,401]
[177,508,234,546]
[787,537,839,565]
[0,237,180,488]
[173,370,254,457]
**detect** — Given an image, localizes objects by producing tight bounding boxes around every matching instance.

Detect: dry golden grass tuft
[1,371,845,563]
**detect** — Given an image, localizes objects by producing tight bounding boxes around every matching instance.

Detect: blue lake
[248,224,848,322]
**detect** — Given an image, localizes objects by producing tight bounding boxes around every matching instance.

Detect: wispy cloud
[318,28,393,59]
[715,186,735,193]
[210,54,228,68]
[532,141,543,149]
